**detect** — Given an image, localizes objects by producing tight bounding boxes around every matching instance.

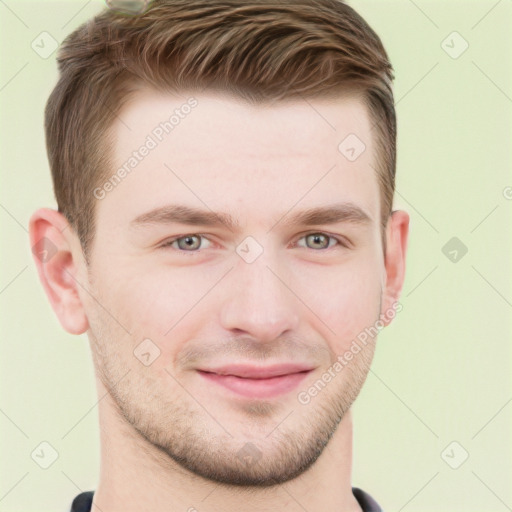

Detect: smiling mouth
[197,367,313,399]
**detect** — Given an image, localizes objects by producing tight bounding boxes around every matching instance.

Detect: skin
[29,89,409,512]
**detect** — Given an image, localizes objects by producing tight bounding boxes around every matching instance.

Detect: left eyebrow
[129,202,373,233]
[278,202,372,229]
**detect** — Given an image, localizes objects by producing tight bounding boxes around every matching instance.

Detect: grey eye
[176,235,202,251]
[302,233,336,250]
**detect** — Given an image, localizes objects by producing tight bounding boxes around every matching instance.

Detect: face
[76,89,402,485]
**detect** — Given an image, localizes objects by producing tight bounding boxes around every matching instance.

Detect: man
[29,0,409,510]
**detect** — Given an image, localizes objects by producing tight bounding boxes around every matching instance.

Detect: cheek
[94,267,212,367]
[99,264,200,330]
[294,257,382,352]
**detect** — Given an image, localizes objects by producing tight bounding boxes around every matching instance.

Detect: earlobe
[380,210,409,326]
[28,208,90,335]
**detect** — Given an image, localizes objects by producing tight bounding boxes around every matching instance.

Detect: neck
[92,379,362,512]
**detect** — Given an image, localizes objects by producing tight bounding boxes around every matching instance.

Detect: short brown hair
[45,0,396,263]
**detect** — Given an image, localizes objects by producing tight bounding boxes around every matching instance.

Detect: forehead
[114,88,372,158]
[97,88,379,229]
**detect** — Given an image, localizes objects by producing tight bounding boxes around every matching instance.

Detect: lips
[197,363,313,399]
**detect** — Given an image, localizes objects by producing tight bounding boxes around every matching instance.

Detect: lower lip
[198,370,312,399]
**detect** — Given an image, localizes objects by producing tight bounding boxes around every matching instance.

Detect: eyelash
[159,232,348,254]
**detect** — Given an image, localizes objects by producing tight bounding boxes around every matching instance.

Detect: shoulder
[69,491,94,512]
[352,486,383,512]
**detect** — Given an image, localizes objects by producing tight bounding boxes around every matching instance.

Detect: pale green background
[1,1,511,511]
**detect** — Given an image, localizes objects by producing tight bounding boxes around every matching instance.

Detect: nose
[218,250,300,343]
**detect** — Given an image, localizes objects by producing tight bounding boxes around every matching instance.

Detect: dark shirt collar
[70,487,382,512]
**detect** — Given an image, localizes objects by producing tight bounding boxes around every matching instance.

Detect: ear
[380,210,409,326]
[28,208,89,335]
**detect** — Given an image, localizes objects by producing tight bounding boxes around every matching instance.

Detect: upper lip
[198,363,314,379]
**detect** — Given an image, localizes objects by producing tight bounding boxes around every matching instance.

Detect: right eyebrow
[130,204,239,232]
